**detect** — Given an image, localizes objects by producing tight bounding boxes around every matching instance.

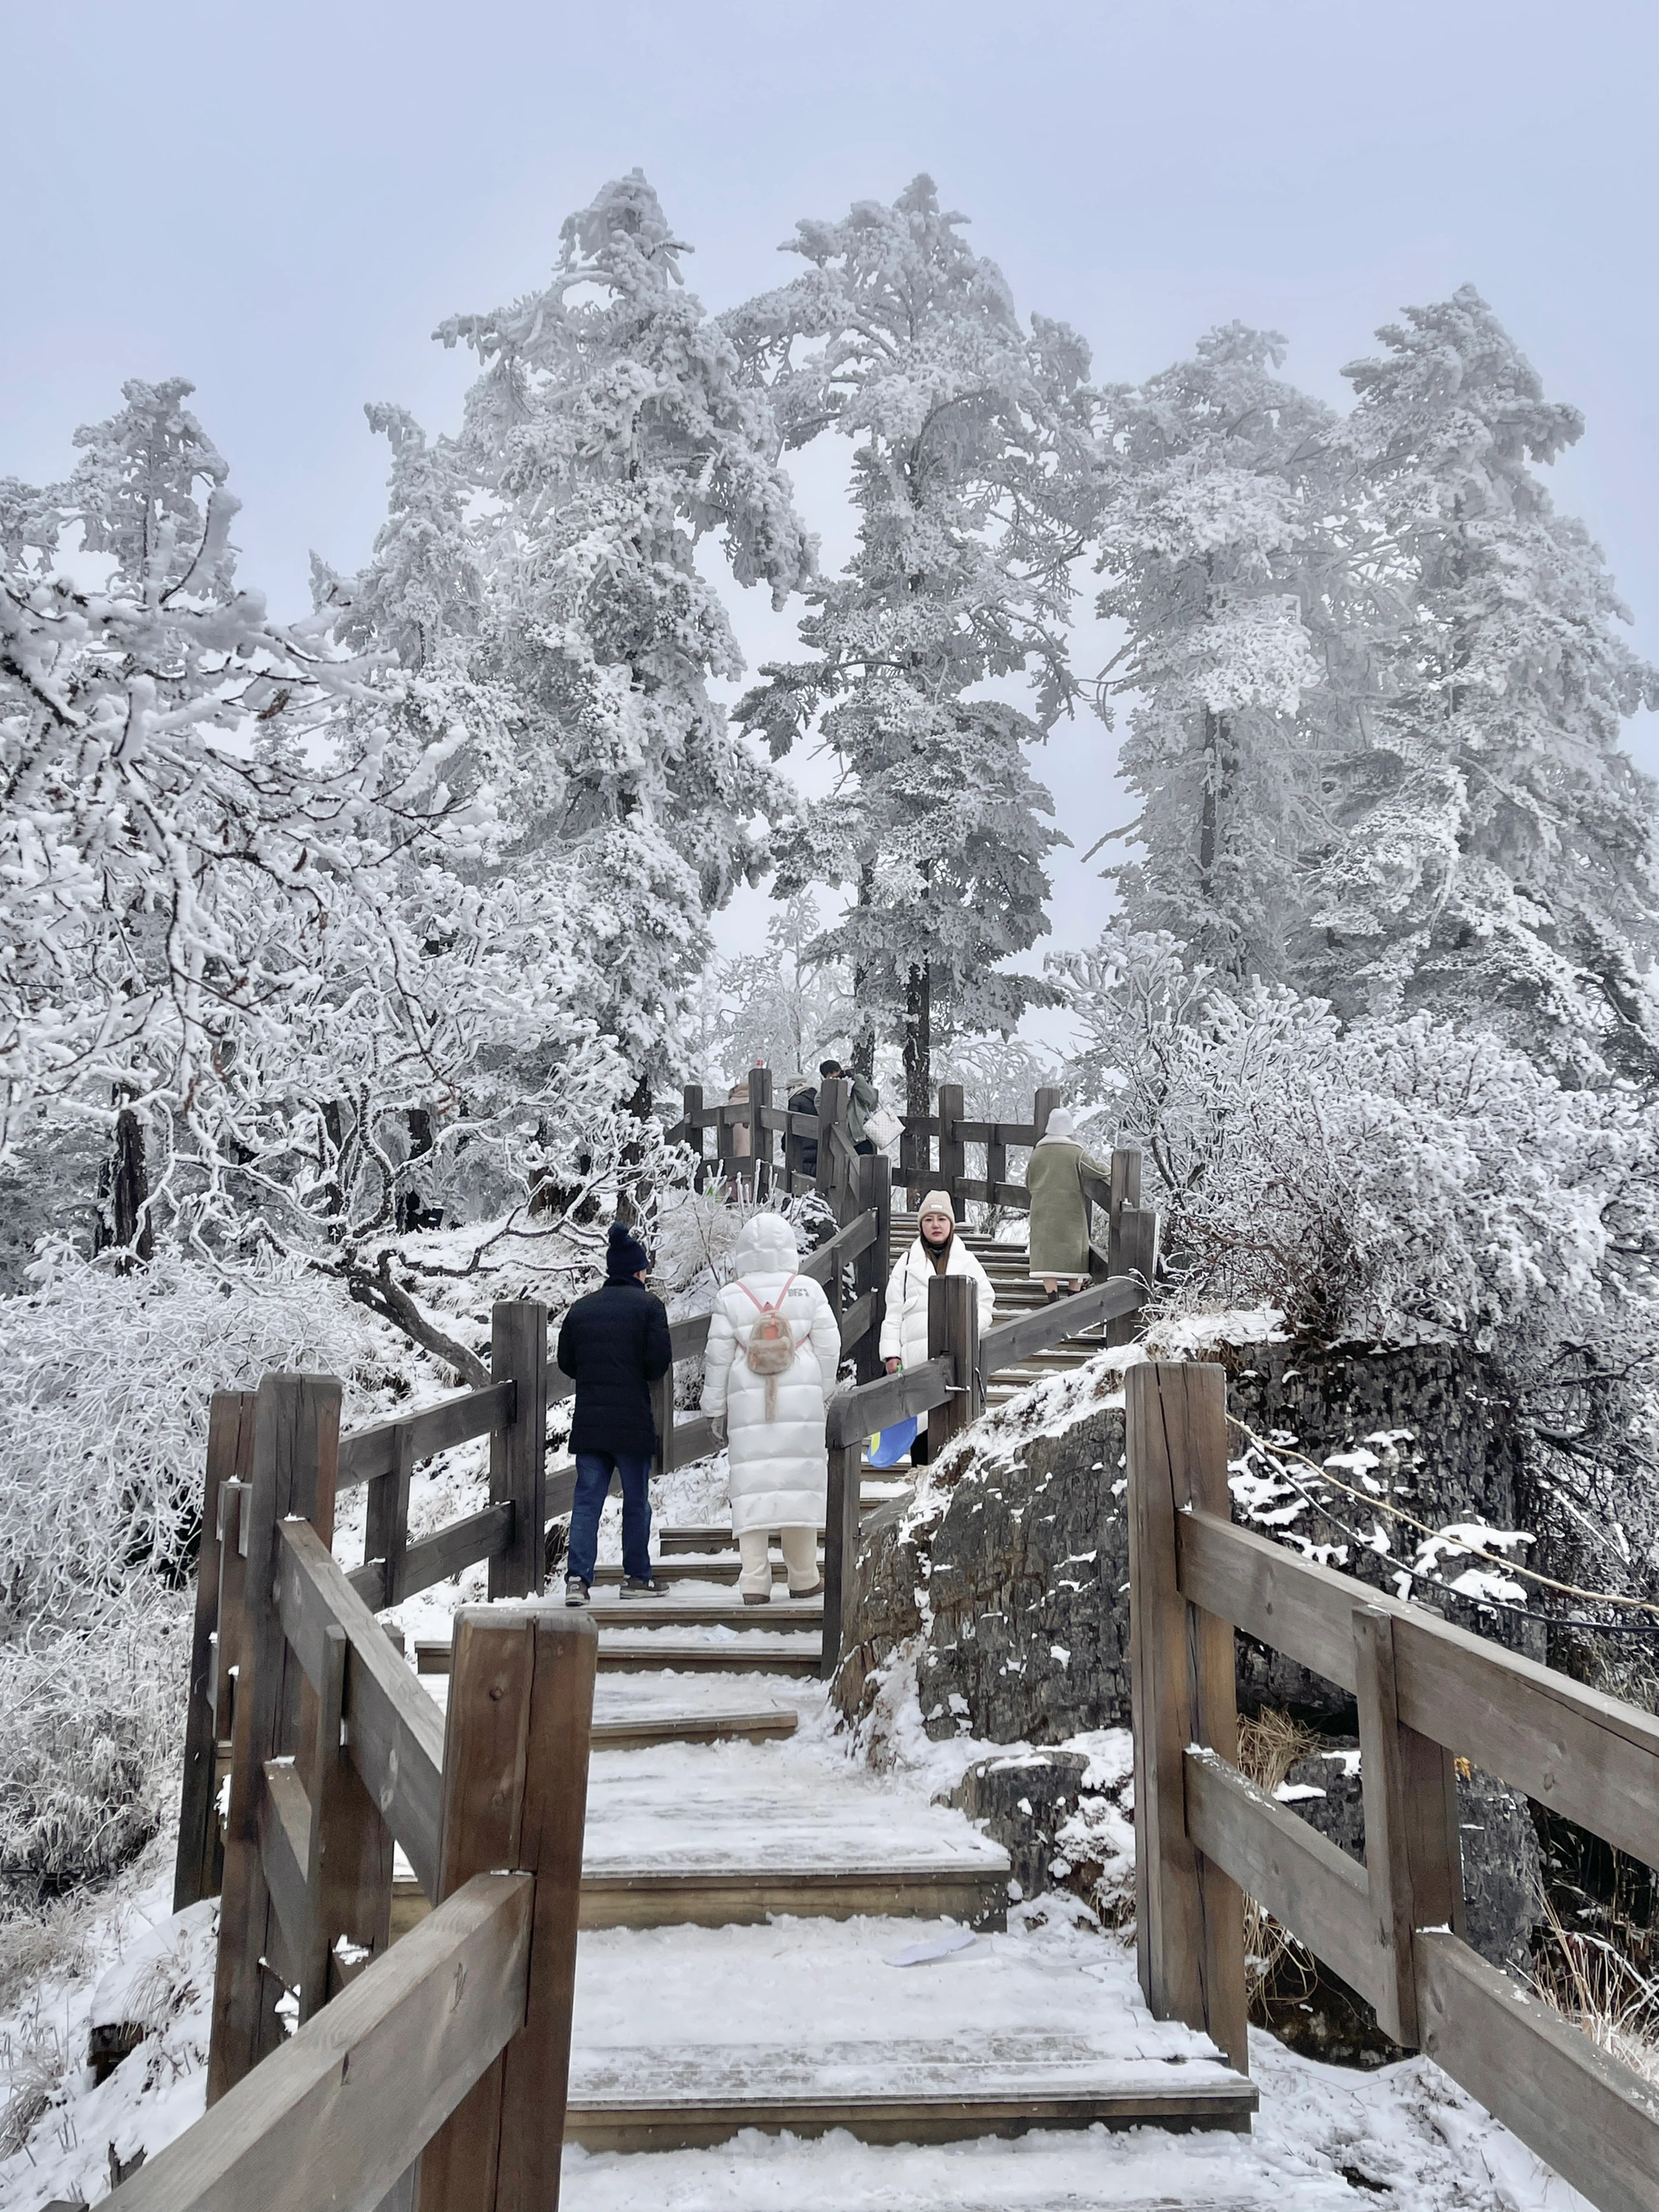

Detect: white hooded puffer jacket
[879,1236,995,1372]
[701,1213,842,1535]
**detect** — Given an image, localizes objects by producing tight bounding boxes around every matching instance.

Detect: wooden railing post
[414,1605,598,2212]
[1108,1146,1141,1275]
[681,1084,705,1190]
[986,1121,1007,1205]
[209,1372,342,2100]
[175,1389,256,1911]
[490,1301,549,1599]
[937,1082,966,1217]
[298,1622,395,2023]
[855,1152,890,1386]
[926,1272,979,1459]
[817,1076,849,1219]
[652,1357,677,1477]
[1033,1084,1060,1141]
[365,1421,415,1612]
[1107,1152,1147,1347]
[784,1081,808,1193]
[715,1088,742,1193]
[747,1065,773,1199]
[1125,1361,1249,2074]
[820,1439,862,1682]
[1354,1605,1464,2047]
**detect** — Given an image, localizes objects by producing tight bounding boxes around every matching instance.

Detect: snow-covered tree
[1300,287,1659,1086]
[0,378,429,1175]
[1057,924,1659,1489]
[1,378,658,1380]
[343,169,817,1081]
[1092,326,1342,980]
[697,893,853,1087]
[728,176,1093,1113]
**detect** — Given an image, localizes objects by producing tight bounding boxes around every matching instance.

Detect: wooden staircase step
[595,1633,822,1676]
[585,1595,824,1632]
[576,1859,1006,1932]
[659,1525,817,1554]
[416,1630,821,1676]
[393,1857,1007,1943]
[563,2045,1255,2150]
[559,1916,1254,2151]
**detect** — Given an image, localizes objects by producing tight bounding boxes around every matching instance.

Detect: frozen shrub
[0,1249,378,1631]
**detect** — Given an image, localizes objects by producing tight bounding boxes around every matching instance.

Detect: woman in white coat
[879,1192,994,1465]
[702,1212,842,1604]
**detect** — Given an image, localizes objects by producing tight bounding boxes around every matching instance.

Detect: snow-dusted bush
[0,1251,384,1916]
[0,1251,378,1630]
[0,1599,187,1911]
[1058,928,1659,1374]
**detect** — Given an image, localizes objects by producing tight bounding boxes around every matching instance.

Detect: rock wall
[836,1339,1544,1977]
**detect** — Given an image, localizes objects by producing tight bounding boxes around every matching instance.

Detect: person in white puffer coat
[702,1212,842,1603]
[879,1192,994,1463]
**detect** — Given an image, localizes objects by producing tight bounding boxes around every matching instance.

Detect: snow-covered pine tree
[385,169,817,1084]
[728,176,1093,1115]
[1093,325,1341,982]
[1301,286,1659,1087]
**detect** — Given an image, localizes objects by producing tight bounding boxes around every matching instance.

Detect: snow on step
[585,1591,824,1632]
[595,1629,821,1675]
[563,1915,1255,2151]
[561,2115,1356,2210]
[578,1738,1009,1929]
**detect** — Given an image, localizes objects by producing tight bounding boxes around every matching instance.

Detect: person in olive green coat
[1024,1109,1113,1295]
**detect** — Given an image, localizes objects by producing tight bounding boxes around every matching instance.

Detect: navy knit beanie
[605,1220,651,1282]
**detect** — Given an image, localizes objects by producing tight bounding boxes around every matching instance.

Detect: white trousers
[737,1525,820,1597]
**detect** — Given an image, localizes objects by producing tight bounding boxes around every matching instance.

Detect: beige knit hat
[918,1190,956,1228]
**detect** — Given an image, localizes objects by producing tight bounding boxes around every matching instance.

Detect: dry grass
[1236,1708,1322,2016]
[1533,1896,1659,2085]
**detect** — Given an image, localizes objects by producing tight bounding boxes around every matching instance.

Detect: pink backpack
[739,1275,800,1419]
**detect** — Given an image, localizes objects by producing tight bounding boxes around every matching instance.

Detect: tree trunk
[849,861,878,1081]
[614,1071,654,1228]
[93,1107,153,1270]
[903,957,931,1122]
[395,1108,437,1235]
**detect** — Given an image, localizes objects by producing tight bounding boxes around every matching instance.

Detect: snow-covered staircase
[388,1514,1257,2165]
[551,1536,1257,2161]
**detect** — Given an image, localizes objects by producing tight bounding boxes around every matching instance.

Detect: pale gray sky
[8,0,1656,987]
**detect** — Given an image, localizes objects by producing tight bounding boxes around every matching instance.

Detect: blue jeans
[569,1451,653,1586]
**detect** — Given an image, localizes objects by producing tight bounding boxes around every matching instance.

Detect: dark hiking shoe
[785,1580,825,1601]
[618,1576,666,1599]
[742,1588,772,1606]
[564,1576,590,1608]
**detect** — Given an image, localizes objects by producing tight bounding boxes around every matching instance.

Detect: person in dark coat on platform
[556,1220,673,1605]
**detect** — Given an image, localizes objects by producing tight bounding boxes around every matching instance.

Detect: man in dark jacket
[555,1220,673,1605]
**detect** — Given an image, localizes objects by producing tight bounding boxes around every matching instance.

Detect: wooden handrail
[1128,1359,1659,2212]
[109,1872,533,2211]
[826,1356,954,1447]
[339,1379,516,1489]
[1177,1507,1659,1870]
[978,1275,1146,1370]
[277,1519,445,1897]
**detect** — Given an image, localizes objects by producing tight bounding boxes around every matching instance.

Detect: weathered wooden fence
[149,1368,596,2212]
[666,1072,1154,1259]
[1126,1358,1659,2212]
